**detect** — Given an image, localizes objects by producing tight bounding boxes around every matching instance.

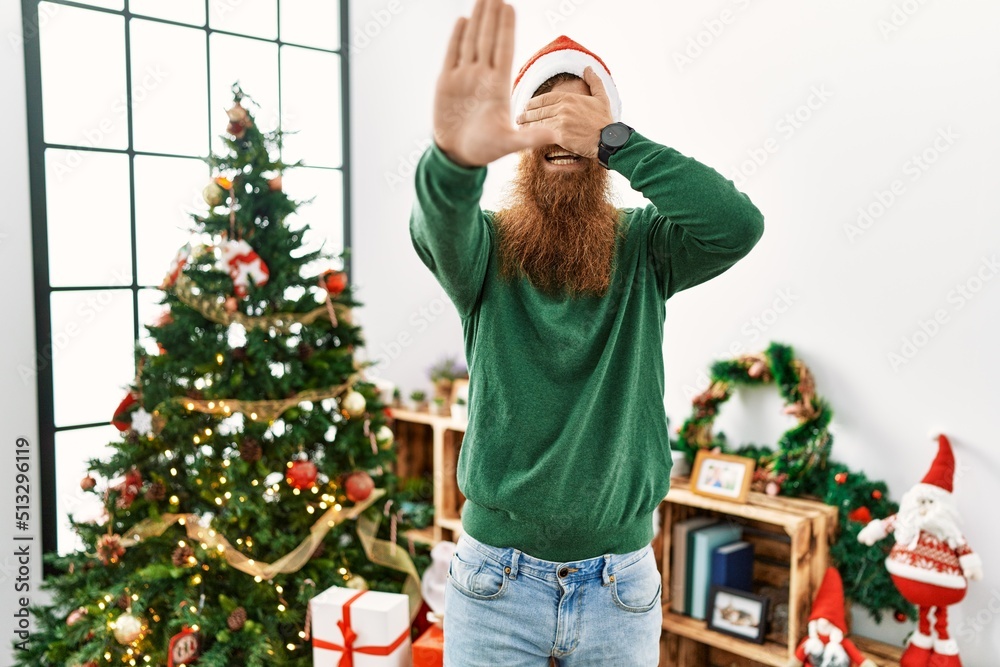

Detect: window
[21,0,352,554]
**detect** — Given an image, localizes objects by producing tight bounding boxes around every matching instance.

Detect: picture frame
[706,585,769,644]
[690,450,755,504]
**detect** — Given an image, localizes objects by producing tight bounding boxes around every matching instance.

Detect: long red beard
[493,145,622,298]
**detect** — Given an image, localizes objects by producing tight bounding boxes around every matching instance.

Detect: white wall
[350,0,1000,663]
[1,1,42,665]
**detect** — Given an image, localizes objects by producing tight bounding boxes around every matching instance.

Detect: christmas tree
[19,85,430,667]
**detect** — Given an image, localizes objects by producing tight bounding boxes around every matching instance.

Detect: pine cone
[239,438,262,463]
[297,342,314,361]
[117,593,130,610]
[227,607,247,631]
[172,545,194,567]
[145,482,166,502]
[232,346,248,362]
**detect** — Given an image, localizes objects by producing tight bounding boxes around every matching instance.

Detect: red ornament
[894,610,908,623]
[872,489,883,500]
[111,391,139,432]
[96,533,126,565]
[848,506,872,523]
[268,175,282,191]
[224,296,239,314]
[835,472,848,484]
[322,270,348,296]
[167,626,200,667]
[286,460,318,490]
[344,470,374,503]
[80,475,96,491]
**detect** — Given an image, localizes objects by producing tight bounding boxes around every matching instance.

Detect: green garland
[674,341,914,624]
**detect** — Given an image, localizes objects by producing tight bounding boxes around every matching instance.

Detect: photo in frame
[707,585,769,644]
[690,450,755,503]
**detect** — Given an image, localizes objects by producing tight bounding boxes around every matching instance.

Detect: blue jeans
[444,531,663,666]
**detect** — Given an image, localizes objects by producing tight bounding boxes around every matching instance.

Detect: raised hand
[433,0,558,168]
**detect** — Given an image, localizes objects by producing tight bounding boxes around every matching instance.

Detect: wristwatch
[598,122,634,169]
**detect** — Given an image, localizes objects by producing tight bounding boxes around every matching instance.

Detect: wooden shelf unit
[386,408,467,545]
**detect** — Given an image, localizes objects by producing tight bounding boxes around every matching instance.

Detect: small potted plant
[452,396,468,422]
[391,387,403,409]
[409,390,428,412]
[428,356,467,403]
[430,396,448,416]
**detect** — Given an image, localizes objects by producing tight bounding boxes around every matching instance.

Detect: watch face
[601,123,629,148]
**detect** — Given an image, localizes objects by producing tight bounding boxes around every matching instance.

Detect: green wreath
[673,342,913,623]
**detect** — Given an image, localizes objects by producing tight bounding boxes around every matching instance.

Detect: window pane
[56,425,119,554]
[280,46,341,167]
[130,19,208,156]
[210,33,279,154]
[45,149,133,287]
[134,155,208,286]
[138,287,168,357]
[284,167,344,274]
[130,0,205,26]
[39,3,127,149]
[51,289,135,427]
[62,0,123,11]
[280,0,340,50]
[209,0,277,40]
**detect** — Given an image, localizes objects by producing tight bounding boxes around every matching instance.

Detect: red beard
[493,144,622,298]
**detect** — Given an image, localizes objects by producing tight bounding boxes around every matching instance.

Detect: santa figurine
[858,434,983,667]
[217,239,270,298]
[786,567,876,667]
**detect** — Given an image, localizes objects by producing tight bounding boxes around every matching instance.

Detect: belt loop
[601,554,612,586]
[508,549,520,579]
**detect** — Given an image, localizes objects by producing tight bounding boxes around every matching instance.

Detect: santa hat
[920,434,955,493]
[809,567,847,633]
[510,35,622,126]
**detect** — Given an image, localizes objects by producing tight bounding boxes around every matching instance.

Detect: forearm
[409,140,492,317]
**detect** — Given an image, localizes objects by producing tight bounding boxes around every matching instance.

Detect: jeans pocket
[447,539,509,601]
[610,547,662,613]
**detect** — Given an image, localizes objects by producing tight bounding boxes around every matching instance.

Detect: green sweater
[409,131,764,562]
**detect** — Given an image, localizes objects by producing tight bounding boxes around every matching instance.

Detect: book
[710,540,754,592]
[688,524,743,620]
[669,516,717,614]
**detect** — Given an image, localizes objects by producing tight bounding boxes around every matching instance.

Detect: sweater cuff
[427,140,488,191]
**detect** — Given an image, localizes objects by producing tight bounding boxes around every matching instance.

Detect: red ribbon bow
[313,590,409,667]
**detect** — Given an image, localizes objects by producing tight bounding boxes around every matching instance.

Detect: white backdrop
[349,0,1000,662]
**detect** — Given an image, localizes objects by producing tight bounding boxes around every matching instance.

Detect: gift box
[311,585,412,667]
[412,622,443,667]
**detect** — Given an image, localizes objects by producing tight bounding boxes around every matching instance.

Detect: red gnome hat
[809,567,847,633]
[921,434,955,493]
[510,35,622,127]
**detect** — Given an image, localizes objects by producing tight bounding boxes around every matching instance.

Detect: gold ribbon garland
[121,488,385,579]
[355,508,423,622]
[167,373,361,423]
[172,273,352,333]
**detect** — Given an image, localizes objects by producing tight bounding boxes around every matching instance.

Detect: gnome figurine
[786,567,876,667]
[858,434,983,667]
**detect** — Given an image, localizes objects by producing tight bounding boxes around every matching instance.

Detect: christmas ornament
[168,626,200,667]
[895,610,908,623]
[130,407,153,436]
[286,459,318,490]
[857,435,982,667]
[145,481,166,502]
[172,544,195,567]
[239,438,262,463]
[344,470,374,503]
[835,472,848,484]
[788,567,877,667]
[111,391,139,432]
[112,612,143,644]
[847,506,872,524]
[202,181,226,207]
[160,243,192,290]
[341,390,366,418]
[80,475,96,491]
[96,534,126,565]
[345,573,368,590]
[267,175,282,191]
[376,425,395,450]
[217,238,270,298]
[113,468,143,509]
[872,490,883,500]
[227,607,247,631]
[66,607,88,626]
[322,269,348,296]
[224,296,239,313]
[226,101,253,139]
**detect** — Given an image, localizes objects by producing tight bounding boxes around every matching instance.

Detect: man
[408,1,764,664]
